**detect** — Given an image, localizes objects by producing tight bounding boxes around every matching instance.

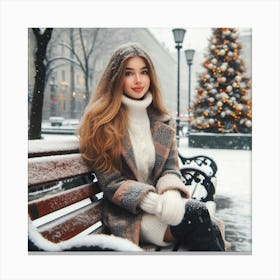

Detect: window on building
[61,70,65,81]
[61,45,65,55]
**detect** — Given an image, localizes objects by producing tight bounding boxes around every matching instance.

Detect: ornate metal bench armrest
[180,167,216,202]
[178,152,218,177]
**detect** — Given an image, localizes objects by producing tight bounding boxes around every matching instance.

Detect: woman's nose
[135,73,141,83]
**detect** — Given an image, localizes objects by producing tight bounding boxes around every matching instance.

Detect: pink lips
[132,87,144,93]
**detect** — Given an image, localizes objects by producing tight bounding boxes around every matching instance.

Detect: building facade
[28,28,178,122]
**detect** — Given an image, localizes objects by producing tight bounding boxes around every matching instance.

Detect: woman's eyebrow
[125,66,148,70]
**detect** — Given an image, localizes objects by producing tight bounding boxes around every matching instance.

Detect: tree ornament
[210,44,216,50]
[227,67,234,74]
[211,58,217,64]
[223,30,231,36]
[221,111,226,118]
[226,109,231,115]
[221,92,228,99]
[226,85,233,92]
[215,93,222,100]
[220,64,227,71]
[237,104,243,110]
[245,120,252,127]
[219,49,226,56]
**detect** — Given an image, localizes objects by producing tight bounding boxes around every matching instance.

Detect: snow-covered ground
[178,138,251,198]
[41,133,252,252]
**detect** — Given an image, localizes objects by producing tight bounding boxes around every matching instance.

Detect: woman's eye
[141,70,149,75]
[125,71,133,76]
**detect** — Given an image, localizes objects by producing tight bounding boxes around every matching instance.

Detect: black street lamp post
[184,49,195,141]
[172,28,186,146]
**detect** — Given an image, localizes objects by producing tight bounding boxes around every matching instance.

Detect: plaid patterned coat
[95,109,189,245]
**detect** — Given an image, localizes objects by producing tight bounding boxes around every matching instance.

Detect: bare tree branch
[79,29,88,68]
[87,28,100,59]
[46,56,81,68]
[57,42,86,73]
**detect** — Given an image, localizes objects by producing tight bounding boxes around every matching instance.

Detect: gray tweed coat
[95,109,189,245]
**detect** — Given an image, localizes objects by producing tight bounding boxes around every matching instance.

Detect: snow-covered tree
[190,28,252,133]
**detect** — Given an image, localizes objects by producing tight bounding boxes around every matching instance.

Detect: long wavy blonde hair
[79,43,169,173]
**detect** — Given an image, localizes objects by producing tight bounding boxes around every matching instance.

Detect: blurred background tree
[45,28,100,107]
[190,28,252,133]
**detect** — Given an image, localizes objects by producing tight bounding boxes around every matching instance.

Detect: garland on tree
[190,28,252,133]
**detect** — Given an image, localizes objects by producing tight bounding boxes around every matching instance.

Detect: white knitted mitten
[139,190,186,226]
[139,192,162,214]
[158,190,186,226]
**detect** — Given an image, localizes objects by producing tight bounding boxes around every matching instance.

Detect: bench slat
[28,139,79,158]
[28,153,90,187]
[28,183,100,220]
[38,202,103,243]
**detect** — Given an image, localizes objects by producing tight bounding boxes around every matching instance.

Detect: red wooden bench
[28,139,218,252]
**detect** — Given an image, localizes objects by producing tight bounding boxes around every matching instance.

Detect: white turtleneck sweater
[121,92,155,184]
[122,92,186,246]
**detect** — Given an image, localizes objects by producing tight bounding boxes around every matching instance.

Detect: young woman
[79,43,225,251]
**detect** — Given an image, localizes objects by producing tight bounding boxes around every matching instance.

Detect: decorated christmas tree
[190,28,252,133]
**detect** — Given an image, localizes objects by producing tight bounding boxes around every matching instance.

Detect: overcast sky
[149,27,212,53]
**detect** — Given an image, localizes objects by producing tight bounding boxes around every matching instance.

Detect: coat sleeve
[155,118,190,198]
[95,167,156,215]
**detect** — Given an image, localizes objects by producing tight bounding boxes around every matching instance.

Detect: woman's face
[123,56,150,100]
